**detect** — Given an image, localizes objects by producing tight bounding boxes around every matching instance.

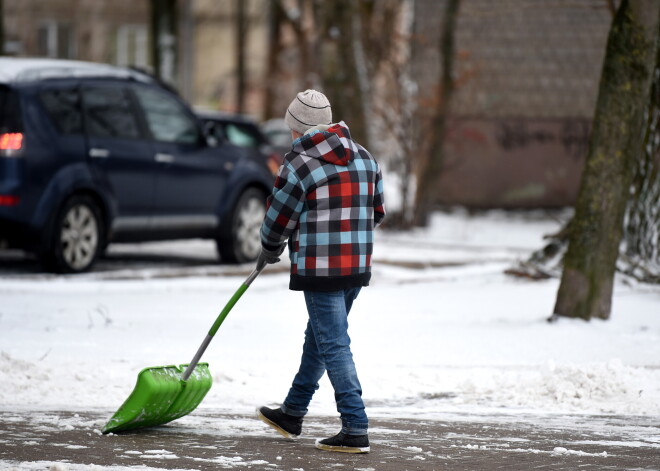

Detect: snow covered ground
[1,209,659,427]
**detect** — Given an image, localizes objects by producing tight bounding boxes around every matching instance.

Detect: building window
[37,21,74,59]
[116,25,149,69]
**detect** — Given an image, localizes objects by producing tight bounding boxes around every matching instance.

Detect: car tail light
[0,132,23,156]
[0,195,20,206]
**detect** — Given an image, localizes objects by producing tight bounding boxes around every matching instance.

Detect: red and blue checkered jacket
[261,121,385,291]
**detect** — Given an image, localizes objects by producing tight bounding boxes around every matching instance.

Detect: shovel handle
[182,263,265,381]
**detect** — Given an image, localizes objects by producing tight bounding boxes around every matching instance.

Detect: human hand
[256,244,285,270]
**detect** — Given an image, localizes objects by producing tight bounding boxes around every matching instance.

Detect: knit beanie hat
[285,89,332,134]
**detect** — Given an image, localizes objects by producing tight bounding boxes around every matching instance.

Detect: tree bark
[412,0,460,227]
[277,0,317,90]
[179,0,194,101]
[235,0,248,114]
[0,0,5,56]
[621,28,660,282]
[263,0,283,120]
[367,0,418,228]
[553,0,660,320]
[150,0,178,86]
[321,0,369,146]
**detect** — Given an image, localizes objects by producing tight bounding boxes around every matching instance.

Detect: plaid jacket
[261,121,385,291]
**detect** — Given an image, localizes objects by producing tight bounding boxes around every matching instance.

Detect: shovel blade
[102,363,212,434]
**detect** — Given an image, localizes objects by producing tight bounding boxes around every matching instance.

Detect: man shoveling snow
[255,89,385,454]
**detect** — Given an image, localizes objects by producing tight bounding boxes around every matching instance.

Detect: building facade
[2,0,266,109]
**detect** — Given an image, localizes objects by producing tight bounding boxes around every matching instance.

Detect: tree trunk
[553,0,660,321]
[412,0,460,227]
[368,0,418,229]
[179,0,194,101]
[351,2,373,149]
[150,0,178,86]
[0,0,4,56]
[235,0,248,114]
[321,0,369,146]
[621,31,660,282]
[263,0,283,120]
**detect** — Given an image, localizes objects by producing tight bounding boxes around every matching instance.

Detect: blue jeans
[281,287,368,435]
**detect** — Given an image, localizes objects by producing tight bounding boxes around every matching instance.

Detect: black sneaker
[256,406,303,439]
[315,432,370,453]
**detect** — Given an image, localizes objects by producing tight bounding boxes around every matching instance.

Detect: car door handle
[155,153,175,163]
[89,148,110,158]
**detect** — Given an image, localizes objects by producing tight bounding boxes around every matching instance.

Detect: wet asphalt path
[1,410,658,470]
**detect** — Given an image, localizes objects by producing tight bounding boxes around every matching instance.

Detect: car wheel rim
[60,204,99,270]
[235,196,265,260]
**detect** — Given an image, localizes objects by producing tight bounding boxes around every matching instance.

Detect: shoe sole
[315,439,370,454]
[255,408,299,440]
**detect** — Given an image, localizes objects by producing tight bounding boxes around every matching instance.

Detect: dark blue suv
[0,58,275,273]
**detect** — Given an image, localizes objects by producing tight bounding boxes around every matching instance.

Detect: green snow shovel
[102,263,265,434]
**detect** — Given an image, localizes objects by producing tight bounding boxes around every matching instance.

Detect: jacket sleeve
[260,162,306,249]
[373,165,386,227]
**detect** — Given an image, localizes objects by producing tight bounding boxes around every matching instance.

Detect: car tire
[217,187,266,264]
[42,195,104,274]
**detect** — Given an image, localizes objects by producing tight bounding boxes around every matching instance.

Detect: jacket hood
[291,121,355,166]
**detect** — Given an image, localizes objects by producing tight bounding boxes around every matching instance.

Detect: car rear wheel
[42,195,104,273]
[217,188,266,264]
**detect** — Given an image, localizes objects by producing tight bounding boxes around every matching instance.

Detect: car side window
[225,123,259,148]
[82,86,141,139]
[133,86,200,145]
[40,88,83,135]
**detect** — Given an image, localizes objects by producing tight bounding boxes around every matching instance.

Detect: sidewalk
[1,410,658,470]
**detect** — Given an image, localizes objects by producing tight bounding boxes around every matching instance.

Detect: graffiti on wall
[495,119,590,159]
[437,118,592,207]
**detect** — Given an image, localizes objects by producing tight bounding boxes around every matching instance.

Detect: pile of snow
[0,210,658,420]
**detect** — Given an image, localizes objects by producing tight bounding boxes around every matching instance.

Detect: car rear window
[40,88,83,135]
[0,86,23,133]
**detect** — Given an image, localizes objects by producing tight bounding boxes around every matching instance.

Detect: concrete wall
[441,118,590,207]
[412,0,611,207]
